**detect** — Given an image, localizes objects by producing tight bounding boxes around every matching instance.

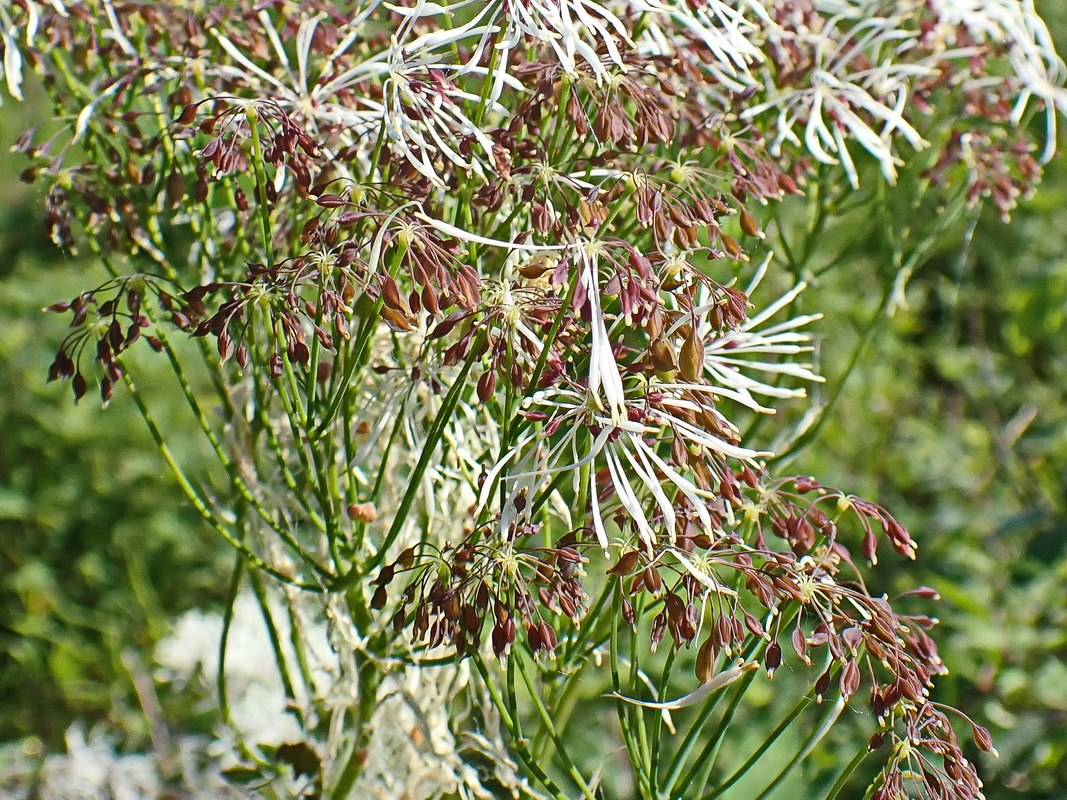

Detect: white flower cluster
[2,0,1063,187]
[0,726,240,800]
[156,591,526,799]
[0,589,527,800]
[172,0,1066,193]
[354,666,534,799]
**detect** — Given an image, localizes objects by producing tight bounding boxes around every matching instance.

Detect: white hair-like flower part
[635,0,770,93]
[743,11,931,187]
[925,0,1067,161]
[208,6,518,184]
[485,380,766,552]
[695,253,824,414]
[480,248,827,553]
[353,663,535,799]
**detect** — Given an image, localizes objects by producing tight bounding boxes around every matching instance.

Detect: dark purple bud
[766,642,782,677]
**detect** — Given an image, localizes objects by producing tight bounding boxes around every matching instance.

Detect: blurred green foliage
[0,109,229,749]
[792,154,1067,798]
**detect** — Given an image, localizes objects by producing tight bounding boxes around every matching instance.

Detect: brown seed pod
[679,330,704,382]
[696,636,717,683]
[477,368,496,403]
[766,641,783,677]
[608,550,642,576]
[739,206,759,237]
[720,233,743,259]
[347,502,378,523]
[649,338,677,372]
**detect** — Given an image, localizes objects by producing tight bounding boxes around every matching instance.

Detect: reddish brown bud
[696,637,716,683]
[777,173,801,195]
[721,233,743,260]
[371,585,388,610]
[539,621,557,653]
[477,368,496,403]
[315,193,349,208]
[642,565,662,594]
[971,723,997,755]
[442,592,462,622]
[463,604,480,636]
[743,610,767,640]
[166,171,185,205]
[72,372,88,402]
[492,619,515,656]
[374,565,395,587]
[607,550,642,576]
[679,330,704,382]
[766,641,782,677]
[791,625,810,664]
[526,623,543,652]
[347,502,378,523]
[175,103,199,125]
[814,665,833,702]
[622,598,636,627]
[841,660,861,698]
[649,338,677,373]
[739,207,759,237]
[517,260,550,279]
[380,306,416,332]
[650,612,666,653]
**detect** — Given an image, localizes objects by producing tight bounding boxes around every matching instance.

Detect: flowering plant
[3,0,1064,797]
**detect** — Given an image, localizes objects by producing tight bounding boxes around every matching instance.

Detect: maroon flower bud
[766,642,782,677]
[608,550,641,577]
[370,585,388,610]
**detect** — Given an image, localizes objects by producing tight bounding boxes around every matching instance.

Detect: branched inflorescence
[7,0,1062,796]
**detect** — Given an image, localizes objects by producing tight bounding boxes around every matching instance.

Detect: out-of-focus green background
[1,19,1066,800]
[0,88,230,753]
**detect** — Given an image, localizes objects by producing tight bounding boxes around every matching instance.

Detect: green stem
[663,662,753,799]
[304,269,328,419]
[649,645,677,787]
[329,599,383,799]
[629,610,653,784]
[748,693,845,800]
[153,332,331,570]
[246,104,276,266]
[147,334,328,580]
[218,554,256,762]
[120,371,321,590]
[472,656,571,800]
[548,76,572,160]
[516,651,598,799]
[822,740,871,800]
[661,612,783,797]
[696,690,813,800]
[285,601,316,711]
[314,241,408,437]
[610,584,654,799]
[526,273,577,399]
[248,569,301,724]
[361,356,475,574]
